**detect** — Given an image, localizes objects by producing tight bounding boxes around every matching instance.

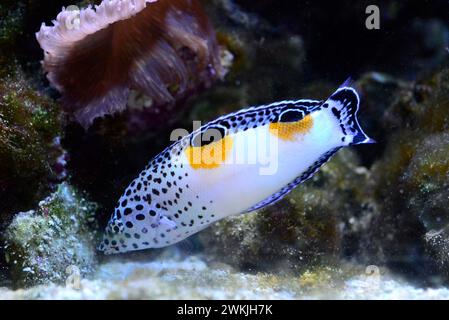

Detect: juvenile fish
[99,84,374,254]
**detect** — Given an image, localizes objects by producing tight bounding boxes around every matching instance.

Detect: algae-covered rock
[200,149,373,272]
[3,183,99,288]
[404,133,449,277]
[0,69,63,225]
[359,68,449,279]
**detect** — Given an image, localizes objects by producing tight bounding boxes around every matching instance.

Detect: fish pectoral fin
[160,216,177,230]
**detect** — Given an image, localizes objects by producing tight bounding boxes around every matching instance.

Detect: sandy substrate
[1,255,448,300]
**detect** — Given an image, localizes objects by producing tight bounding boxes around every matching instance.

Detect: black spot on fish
[332,107,341,118]
[143,194,152,204]
[221,121,231,129]
[279,109,304,123]
[191,125,227,147]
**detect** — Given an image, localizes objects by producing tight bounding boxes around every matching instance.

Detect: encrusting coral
[3,183,99,288]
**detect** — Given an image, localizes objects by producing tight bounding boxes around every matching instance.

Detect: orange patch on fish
[185,135,234,169]
[269,114,314,141]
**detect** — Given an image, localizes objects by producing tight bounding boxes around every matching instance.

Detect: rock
[3,183,99,288]
[359,68,449,281]
[0,68,64,225]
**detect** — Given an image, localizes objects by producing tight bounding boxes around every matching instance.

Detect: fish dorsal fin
[189,99,323,139]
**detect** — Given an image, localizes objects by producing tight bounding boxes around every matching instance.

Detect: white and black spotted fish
[99,84,374,254]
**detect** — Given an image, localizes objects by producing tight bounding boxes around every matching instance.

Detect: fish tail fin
[325,85,375,145]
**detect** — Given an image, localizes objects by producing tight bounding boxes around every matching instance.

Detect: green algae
[3,183,99,288]
[0,69,63,223]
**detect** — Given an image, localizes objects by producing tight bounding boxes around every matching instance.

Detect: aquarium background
[1,0,449,299]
